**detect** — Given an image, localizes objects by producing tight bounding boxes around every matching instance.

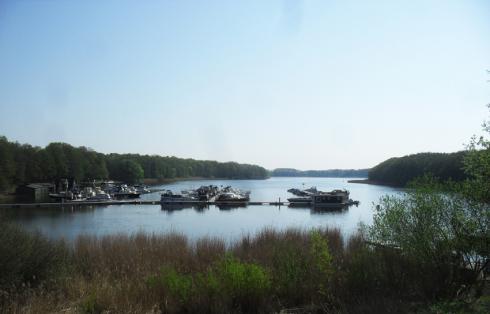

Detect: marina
[0,199,354,208]
[1,183,361,209]
[0,177,396,243]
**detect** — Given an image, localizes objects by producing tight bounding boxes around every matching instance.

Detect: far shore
[142,176,269,186]
[347,179,400,188]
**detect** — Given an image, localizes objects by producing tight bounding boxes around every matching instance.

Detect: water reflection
[160,204,209,213]
[2,177,399,242]
[2,205,100,221]
[216,204,248,211]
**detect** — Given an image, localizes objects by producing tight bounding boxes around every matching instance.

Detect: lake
[1,177,399,243]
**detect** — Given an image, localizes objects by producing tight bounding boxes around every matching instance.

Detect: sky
[0,0,489,170]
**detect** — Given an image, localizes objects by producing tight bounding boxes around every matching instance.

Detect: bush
[0,221,69,291]
[79,292,104,314]
[309,230,333,296]
[367,177,489,300]
[215,254,271,309]
[146,255,271,313]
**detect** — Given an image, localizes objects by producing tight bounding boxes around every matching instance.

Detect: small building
[16,183,55,202]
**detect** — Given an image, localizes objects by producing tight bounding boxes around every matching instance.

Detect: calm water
[2,177,399,243]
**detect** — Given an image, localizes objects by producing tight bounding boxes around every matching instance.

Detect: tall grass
[0,222,487,313]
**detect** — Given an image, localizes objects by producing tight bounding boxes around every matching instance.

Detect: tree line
[0,136,269,191]
[367,151,467,186]
[271,168,369,178]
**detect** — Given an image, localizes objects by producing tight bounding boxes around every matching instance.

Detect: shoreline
[143,176,270,186]
[347,179,401,188]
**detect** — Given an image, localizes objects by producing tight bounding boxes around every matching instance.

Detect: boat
[287,187,317,196]
[287,196,312,206]
[304,187,318,194]
[287,188,357,208]
[311,189,350,208]
[111,184,140,199]
[160,190,198,204]
[215,192,249,203]
[87,192,111,201]
[220,186,251,199]
[287,188,309,196]
[112,191,140,199]
[133,185,151,194]
[49,191,73,201]
[196,185,220,201]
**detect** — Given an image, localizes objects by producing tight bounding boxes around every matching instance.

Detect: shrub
[310,230,333,296]
[215,254,271,305]
[147,266,194,304]
[79,292,104,314]
[367,177,489,300]
[146,255,271,313]
[271,242,309,304]
[0,221,69,291]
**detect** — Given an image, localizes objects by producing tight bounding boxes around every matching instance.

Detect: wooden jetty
[0,199,358,209]
[0,200,291,208]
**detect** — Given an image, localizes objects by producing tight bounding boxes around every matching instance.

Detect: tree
[110,159,144,184]
[367,177,489,300]
[0,136,268,189]
[367,106,490,300]
[0,137,15,191]
[463,104,490,202]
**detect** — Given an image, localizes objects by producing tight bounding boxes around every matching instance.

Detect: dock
[0,199,359,209]
[0,200,290,208]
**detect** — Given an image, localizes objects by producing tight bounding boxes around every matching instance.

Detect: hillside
[271,168,369,178]
[367,152,466,186]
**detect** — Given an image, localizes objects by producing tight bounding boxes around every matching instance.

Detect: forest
[0,136,268,191]
[271,168,369,177]
[368,152,467,186]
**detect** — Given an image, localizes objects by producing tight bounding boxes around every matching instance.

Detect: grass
[0,221,488,313]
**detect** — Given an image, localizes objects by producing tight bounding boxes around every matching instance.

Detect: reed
[0,221,486,313]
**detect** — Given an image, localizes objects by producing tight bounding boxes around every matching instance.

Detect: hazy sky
[0,0,489,170]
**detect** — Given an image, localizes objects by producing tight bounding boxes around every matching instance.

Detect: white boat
[134,185,151,194]
[160,190,198,203]
[87,192,112,201]
[215,192,249,203]
[287,188,353,208]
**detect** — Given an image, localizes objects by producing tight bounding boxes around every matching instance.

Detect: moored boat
[215,192,249,203]
[287,196,312,206]
[287,188,357,208]
[311,189,350,207]
[160,190,198,204]
[87,192,111,201]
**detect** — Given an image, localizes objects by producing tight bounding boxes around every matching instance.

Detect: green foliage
[462,104,490,203]
[0,138,109,192]
[0,136,17,190]
[0,220,69,290]
[79,292,103,314]
[271,243,308,303]
[146,255,271,312]
[368,177,489,299]
[147,266,194,303]
[215,254,271,300]
[2,225,489,313]
[425,296,490,314]
[106,158,144,184]
[343,236,413,302]
[310,230,333,295]
[368,152,466,186]
[0,136,268,192]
